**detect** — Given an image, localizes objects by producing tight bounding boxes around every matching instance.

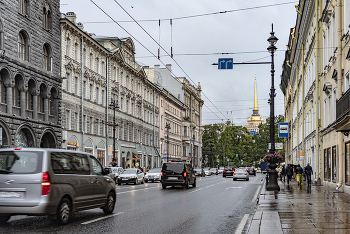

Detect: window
[65,110,70,129]
[74,43,78,61]
[66,73,70,92]
[89,84,93,100]
[91,156,103,174]
[89,53,93,69]
[126,100,129,113]
[42,45,50,71]
[89,117,93,134]
[121,98,123,111]
[83,115,86,132]
[18,32,26,60]
[83,49,86,66]
[101,123,104,136]
[51,152,90,175]
[83,81,86,98]
[95,119,99,135]
[101,90,104,106]
[74,112,78,131]
[43,7,51,30]
[131,103,134,115]
[96,87,99,103]
[19,0,28,15]
[101,61,105,76]
[66,38,70,57]
[26,90,33,110]
[74,77,78,95]
[95,58,99,73]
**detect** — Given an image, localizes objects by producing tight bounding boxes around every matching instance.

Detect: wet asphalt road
[0,173,264,234]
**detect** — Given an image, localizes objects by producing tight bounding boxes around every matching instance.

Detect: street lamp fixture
[109,98,119,162]
[266,24,280,192]
[165,122,171,162]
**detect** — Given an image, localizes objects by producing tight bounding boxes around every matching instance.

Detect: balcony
[335,89,350,134]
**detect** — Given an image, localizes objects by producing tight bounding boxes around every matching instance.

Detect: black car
[194,168,205,177]
[161,162,196,189]
[248,167,256,176]
[223,167,234,177]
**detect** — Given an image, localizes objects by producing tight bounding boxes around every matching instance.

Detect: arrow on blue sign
[218,58,233,69]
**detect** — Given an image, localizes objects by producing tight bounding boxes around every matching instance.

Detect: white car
[203,168,212,176]
[117,168,144,185]
[145,168,162,182]
[105,166,124,181]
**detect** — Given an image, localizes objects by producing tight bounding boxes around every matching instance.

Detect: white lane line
[117,186,159,195]
[188,188,203,193]
[251,185,262,203]
[234,214,249,234]
[225,187,242,190]
[81,212,124,225]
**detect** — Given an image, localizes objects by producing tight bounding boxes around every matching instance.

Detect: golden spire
[253,77,258,111]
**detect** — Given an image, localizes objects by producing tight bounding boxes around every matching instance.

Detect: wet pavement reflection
[248,179,350,234]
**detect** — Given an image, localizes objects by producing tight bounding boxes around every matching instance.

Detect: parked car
[0,148,116,225]
[233,169,249,181]
[203,167,212,176]
[223,167,234,177]
[161,162,196,189]
[145,168,161,182]
[218,166,225,174]
[105,166,124,181]
[247,167,256,176]
[194,168,205,177]
[117,168,145,185]
[209,168,218,175]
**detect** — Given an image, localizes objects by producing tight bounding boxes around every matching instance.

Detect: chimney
[77,22,84,31]
[166,64,172,72]
[66,12,77,24]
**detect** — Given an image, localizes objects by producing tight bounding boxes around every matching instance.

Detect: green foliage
[201,116,285,167]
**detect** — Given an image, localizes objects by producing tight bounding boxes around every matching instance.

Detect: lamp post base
[266,162,280,191]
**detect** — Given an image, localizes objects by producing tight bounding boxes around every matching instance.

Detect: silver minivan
[0,148,116,224]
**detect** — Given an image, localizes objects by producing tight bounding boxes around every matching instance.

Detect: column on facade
[6,85,13,115]
[44,92,50,122]
[20,88,26,117]
[33,93,38,120]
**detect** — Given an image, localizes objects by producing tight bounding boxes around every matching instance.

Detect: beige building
[245,78,264,134]
[60,12,160,168]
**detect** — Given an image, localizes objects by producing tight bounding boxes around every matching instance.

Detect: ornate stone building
[245,78,264,135]
[0,0,62,148]
[60,13,160,168]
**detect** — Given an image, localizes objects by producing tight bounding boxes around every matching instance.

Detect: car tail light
[233,172,236,175]
[245,172,247,175]
[14,148,22,150]
[184,172,187,177]
[161,171,163,176]
[223,170,226,173]
[42,172,51,196]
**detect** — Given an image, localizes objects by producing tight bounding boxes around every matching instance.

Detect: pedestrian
[296,164,303,185]
[305,163,313,186]
[286,164,293,185]
[281,165,286,182]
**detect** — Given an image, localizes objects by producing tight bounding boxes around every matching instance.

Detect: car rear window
[0,151,43,174]
[162,163,184,173]
[148,168,161,173]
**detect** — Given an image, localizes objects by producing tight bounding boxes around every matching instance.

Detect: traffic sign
[278,123,289,137]
[250,131,256,135]
[186,160,190,163]
[217,159,219,162]
[227,159,229,161]
[218,58,233,69]
[135,163,139,167]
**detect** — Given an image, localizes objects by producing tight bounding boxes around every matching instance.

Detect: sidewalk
[247,178,350,234]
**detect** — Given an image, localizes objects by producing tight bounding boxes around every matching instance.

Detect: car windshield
[162,163,184,173]
[148,168,161,173]
[237,170,245,173]
[0,151,43,174]
[219,167,225,169]
[122,169,137,174]
[210,168,216,171]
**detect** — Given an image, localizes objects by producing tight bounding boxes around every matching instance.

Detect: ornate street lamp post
[165,122,171,162]
[192,134,195,167]
[109,98,119,163]
[266,24,280,191]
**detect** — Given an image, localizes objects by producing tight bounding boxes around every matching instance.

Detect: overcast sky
[60,0,297,126]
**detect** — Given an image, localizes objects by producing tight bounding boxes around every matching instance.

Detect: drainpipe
[315,0,321,185]
[81,36,85,153]
[153,88,156,167]
[106,56,109,167]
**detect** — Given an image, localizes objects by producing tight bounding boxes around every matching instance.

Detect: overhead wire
[111,0,229,121]
[89,0,226,122]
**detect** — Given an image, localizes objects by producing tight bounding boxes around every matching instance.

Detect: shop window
[332,146,336,182]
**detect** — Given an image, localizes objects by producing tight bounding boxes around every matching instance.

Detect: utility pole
[223,145,225,167]
[165,122,171,162]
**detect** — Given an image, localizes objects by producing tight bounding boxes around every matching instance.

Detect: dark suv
[161,162,196,189]
[223,167,234,177]
[248,167,256,176]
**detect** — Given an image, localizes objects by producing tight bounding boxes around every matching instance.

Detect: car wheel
[56,198,71,225]
[223,175,226,177]
[145,179,148,183]
[233,178,236,181]
[103,192,115,214]
[134,179,138,185]
[184,180,189,189]
[246,178,249,181]
[141,178,145,184]
[192,179,196,187]
[162,184,166,189]
[254,174,256,176]
[0,215,10,224]
[117,182,121,185]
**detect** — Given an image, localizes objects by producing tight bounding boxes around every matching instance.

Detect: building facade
[282,0,350,194]
[61,13,160,168]
[0,0,62,148]
[245,78,264,134]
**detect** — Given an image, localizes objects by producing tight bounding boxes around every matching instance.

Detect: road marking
[234,214,249,234]
[225,187,242,190]
[251,185,262,202]
[81,212,124,225]
[117,187,158,195]
[188,188,203,193]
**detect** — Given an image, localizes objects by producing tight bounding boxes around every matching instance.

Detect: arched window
[19,0,28,15]
[95,57,99,73]
[42,44,50,71]
[18,32,26,60]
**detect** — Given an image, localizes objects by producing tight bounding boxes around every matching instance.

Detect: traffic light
[190,158,192,162]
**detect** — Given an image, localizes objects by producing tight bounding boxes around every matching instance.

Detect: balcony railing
[336,88,350,120]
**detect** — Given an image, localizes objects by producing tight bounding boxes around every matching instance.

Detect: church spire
[253,77,258,111]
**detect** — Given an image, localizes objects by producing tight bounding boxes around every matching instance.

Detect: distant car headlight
[156,174,160,177]
[145,175,148,178]
[130,176,135,178]
[118,176,121,179]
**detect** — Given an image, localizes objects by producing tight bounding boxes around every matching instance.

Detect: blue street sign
[218,58,233,69]
[250,131,256,135]
[278,123,289,138]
